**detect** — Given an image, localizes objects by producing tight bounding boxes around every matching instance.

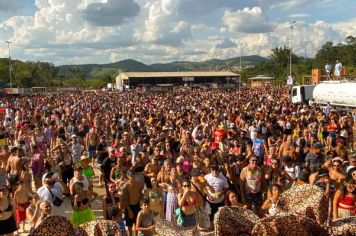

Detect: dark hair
[107,206,121,219]
[224,190,238,206]
[140,197,150,206]
[72,182,84,194]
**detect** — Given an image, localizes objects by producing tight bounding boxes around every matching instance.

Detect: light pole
[239,43,242,100]
[289,21,296,78]
[304,41,308,60]
[5,41,12,88]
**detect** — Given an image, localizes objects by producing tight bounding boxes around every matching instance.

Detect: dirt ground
[17,168,106,236]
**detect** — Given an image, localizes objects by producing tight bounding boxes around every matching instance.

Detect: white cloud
[223,7,274,33]
[0,0,355,65]
[267,0,334,10]
[134,1,191,46]
[216,38,237,49]
[288,13,310,18]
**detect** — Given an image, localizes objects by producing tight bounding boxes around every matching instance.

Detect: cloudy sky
[0,0,355,65]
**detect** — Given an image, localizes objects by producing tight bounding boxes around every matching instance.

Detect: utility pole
[5,41,12,88]
[239,43,242,100]
[304,41,308,60]
[289,21,296,78]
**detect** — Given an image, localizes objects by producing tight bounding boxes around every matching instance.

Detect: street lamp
[289,21,296,78]
[5,41,12,88]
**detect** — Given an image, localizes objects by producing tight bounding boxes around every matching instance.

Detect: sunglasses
[183,185,190,187]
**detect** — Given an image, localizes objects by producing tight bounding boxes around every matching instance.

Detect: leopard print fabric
[251,212,328,236]
[214,206,261,236]
[155,218,199,236]
[78,220,123,236]
[277,184,329,224]
[328,217,356,235]
[29,215,76,236]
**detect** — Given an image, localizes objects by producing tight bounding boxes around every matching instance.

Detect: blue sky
[0,0,355,65]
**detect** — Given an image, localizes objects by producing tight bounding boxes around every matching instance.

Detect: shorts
[284,129,292,135]
[88,145,96,159]
[16,202,30,222]
[207,200,224,221]
[125,202,141,227]
[9,174,20,187]
[245,192,263,210]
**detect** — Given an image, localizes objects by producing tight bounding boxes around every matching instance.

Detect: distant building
[248,75,275,87]
[115,71,239,90]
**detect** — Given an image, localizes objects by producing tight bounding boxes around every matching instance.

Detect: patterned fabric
[214,206,260,236]
[74,227,88,236]
[155,218,199,236]
[328,217,356,235]
[277,184,329,224]
[29,215,75,236]
[251,212,328,236]
[78,220,123,236]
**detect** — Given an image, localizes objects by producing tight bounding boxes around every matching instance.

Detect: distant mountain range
[57,55,268,79]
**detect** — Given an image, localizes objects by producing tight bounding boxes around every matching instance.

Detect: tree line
[0,35,355,88]
[241,35,356,83]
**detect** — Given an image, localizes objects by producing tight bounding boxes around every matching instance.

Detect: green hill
[57,55,267,78]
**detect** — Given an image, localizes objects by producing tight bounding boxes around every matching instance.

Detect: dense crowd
[0,85,355,236]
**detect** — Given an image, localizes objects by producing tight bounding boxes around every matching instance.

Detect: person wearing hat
[282,156,301,181]
[305,142,324,172]
[312,168,333,197]
[295,169,311,185]
[37,172,68,216]
[80,155,95,190]
[204,164,229,222]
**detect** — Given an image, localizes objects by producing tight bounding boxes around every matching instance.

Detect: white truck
[292,81,356,108]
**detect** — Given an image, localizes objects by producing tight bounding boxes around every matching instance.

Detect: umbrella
[214,206,260,236]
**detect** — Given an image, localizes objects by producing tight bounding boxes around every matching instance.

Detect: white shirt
[204,172,229,203]
[284,165,300,180]
[38,183,66,216]
[70,176,89,191]
[37,182,63,204]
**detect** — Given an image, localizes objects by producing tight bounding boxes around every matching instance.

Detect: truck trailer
[292,81,356,108]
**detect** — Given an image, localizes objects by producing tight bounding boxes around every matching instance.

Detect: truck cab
[292,85,316,104]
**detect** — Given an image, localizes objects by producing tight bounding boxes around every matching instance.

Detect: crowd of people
[0,85,355,236]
